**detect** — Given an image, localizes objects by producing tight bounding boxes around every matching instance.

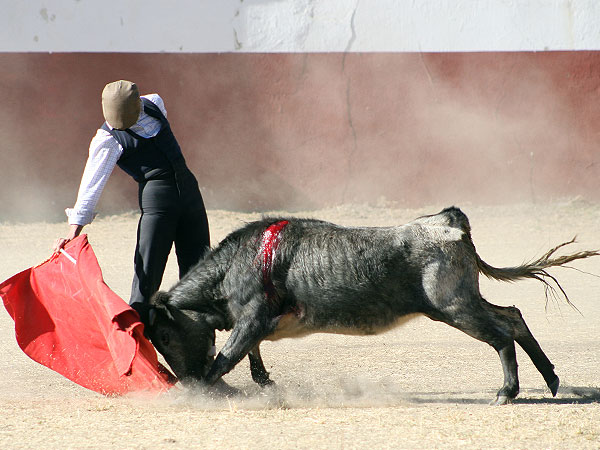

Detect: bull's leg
[429,298,522,405]
[494,342,520,406]
[205,300,278,386]
[490,304,559,396]
[248,345,275,386]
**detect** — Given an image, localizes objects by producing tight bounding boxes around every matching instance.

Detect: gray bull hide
[146,207,598,405]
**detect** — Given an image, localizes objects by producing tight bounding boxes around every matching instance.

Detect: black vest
[101,98,188,183]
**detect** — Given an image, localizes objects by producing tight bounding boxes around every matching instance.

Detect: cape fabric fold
[0,235,175,395]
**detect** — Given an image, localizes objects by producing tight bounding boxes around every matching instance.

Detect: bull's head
[146,291,222,383]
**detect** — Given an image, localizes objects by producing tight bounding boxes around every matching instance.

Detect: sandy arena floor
[1,200,599,449]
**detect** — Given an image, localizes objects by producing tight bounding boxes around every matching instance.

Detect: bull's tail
[476,238,600,308]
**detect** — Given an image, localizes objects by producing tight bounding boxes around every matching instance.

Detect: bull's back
[276,211,474,335]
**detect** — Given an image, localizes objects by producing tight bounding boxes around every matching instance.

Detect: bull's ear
[204,313,228,331]
[150,291,175,322]
[150,290,170,307]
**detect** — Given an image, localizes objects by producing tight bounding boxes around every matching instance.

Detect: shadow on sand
[164,379,600,410]
[405,385,600,406]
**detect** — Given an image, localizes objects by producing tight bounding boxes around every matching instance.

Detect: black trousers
[129,173,210,306]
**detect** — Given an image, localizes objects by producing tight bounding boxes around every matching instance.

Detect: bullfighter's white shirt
[66,94,167,226]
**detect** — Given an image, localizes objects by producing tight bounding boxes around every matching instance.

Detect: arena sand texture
[1,201,599,449]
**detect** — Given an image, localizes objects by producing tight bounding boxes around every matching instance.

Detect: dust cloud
[141,377,416,412]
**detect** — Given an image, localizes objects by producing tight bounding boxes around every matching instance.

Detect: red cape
[0,235,175,395]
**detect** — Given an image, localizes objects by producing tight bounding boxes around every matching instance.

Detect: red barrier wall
[1,52,599,221]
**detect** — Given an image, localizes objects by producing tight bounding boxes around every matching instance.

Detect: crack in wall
[342,0,358,70]
[233,28,242,50]
[343,79,358,204]
[341,0,359,203]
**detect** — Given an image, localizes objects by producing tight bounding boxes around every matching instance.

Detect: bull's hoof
[257,378,276,388]
[548,376,560,397]
[182,378,241,397]
[212,379,241,397]
[490,395,513,406]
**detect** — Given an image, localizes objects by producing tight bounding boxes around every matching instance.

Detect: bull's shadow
[404,385,600,405]
[514,386,600,405]
[172,380,600,409]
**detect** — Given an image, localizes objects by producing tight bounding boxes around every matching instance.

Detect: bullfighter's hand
[52,237,70,254]
[52,224,84,254]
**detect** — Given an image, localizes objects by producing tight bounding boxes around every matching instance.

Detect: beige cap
[101,80,141,129]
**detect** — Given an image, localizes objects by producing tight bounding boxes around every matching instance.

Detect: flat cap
[101,80,141,130]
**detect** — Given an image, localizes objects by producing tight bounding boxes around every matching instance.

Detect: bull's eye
[160,331,170,347]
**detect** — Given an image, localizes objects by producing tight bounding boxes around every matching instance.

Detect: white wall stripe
[2,0,600,53]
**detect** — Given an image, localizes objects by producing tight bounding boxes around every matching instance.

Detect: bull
[146,207,598,405]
